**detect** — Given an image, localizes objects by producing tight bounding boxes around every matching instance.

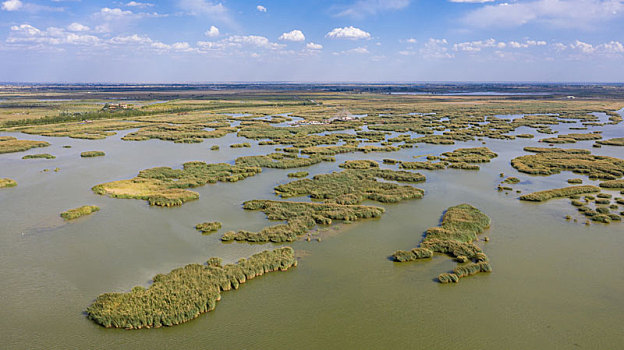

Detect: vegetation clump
[230,143,251,148]
[0,136,50,154]
[93,162,261,207]
[567,178,583,184]
[235,153,327,169]
[519,185,600,202]
[22,153,55,159]
[0,178,17,188]
[440,147,498,163]
[392,204,491,283]
[221,200,385,243]
[512,147,624,180]
[287,171,308,178]
[81,151,105,158]
[274,169,424,205]
[195,221,222,234]
[599,180,624,189]
[503,177,520,184]
[60,205,100,220]
[86,247,296,329]
[339,160,379,169]
[596,137,624,146]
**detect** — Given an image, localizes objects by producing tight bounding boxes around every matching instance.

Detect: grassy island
[86,247,296,329]
[0,178,17,188]
[93,162,261,207]
[22,153,55,159]
[512,147,624,180]
[81,151,105,157]
[195,221,222,234]
[519,185,600,202]
[60,205,100,220]
[392,204,492,283]
[287,171,308,178]
[599,180,624,189]
[0,136,50,154]
[596,137,624,146]
[221,200,384,243]
[274,169,425,205]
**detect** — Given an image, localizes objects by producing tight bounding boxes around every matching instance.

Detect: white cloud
[1,0,21,11]
[463,0,624,29]
[335,0,409,18]
[334,46,370,55]
[326,26,371,40]
[205,25,219,37]
[420,38,453,59]
[453,38,545,52]
[67,23,90,32]
[98,7,133,19]
[279,29,305,42]
[405,38,417,44]
[256,5,267,12]
[570,40,624,54]
[306,42,323,50]
[197,35,284,51]
[179,0,227,16]
[8,24,100,46]
[126,1,154,8]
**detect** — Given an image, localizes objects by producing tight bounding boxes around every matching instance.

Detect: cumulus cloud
[126,1,154,7]
[2,0,22,11]
[197,35,284,51]
[335,0,409,18]
[256,5,267,12]
[205,25,219,37]
[8,24,100,46]
[279,29,305,42]
[67,23,90,32]
[326,26,371,40]
[334,46,370,55]
[453,38,546,52]
[463,0,624,29]
[306,42,323,49]
[570,40,624,54]
[420,38,453,59]
[179,0,227,16]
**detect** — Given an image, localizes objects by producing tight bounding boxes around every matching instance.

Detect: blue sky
[0,0,623,82]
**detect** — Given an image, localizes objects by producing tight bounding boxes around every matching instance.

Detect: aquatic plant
[221,200,385,243]
[503,177,520,184]
[599,180,624,189]
[230,143,251,148]
[86,247,296,329]
[512,148,624,180]
[22,153,55,159]
[195,221,222,234]
[0,178,17,188]
[339,160,379,169]
[210,145,220,151]
[60,205,100,220]
[519,185,600,202]
[440,147,498,163]
[567,178,583,184]
[392,204,491,283]
[596,137,624,146]
[235,153,326,169]
[0,136,50,154]
[81,151,105,158]
[93,162,261,207]
[287,171,309,178]
[274,169,424,205]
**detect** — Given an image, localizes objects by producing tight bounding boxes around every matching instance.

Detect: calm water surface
[1,114,623,349]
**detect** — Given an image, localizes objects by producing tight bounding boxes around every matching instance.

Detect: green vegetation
[540,132,603,144]
[519,185,600,202]
[287,171,308,178]
[60,205,100,220]
[230,143,251,148]
[502,177,520,184]
[195,221,222,234]
[81,151,105,158]
[596,137,624,146]
[392,204,491,283]
[0,178,17,188]
[400,161,446,170]
[339,160,379,169]
[440,147,498,163]
[221,200,384,243]
[512,147,624,180]
[235,153,328,169]
[86,247,296,329]
[22,153,55,159]
[274,169,424,205]
[599,180,624,189]
[210,145,219,151]
[0,136,49,154]
[93,162,261,207]
[567,178,583,184]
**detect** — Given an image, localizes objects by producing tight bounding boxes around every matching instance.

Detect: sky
[0,0,623,82]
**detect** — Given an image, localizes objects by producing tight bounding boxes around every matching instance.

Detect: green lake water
[1,114,623,349]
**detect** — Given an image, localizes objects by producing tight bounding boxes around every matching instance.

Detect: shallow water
[1,114,623,349]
